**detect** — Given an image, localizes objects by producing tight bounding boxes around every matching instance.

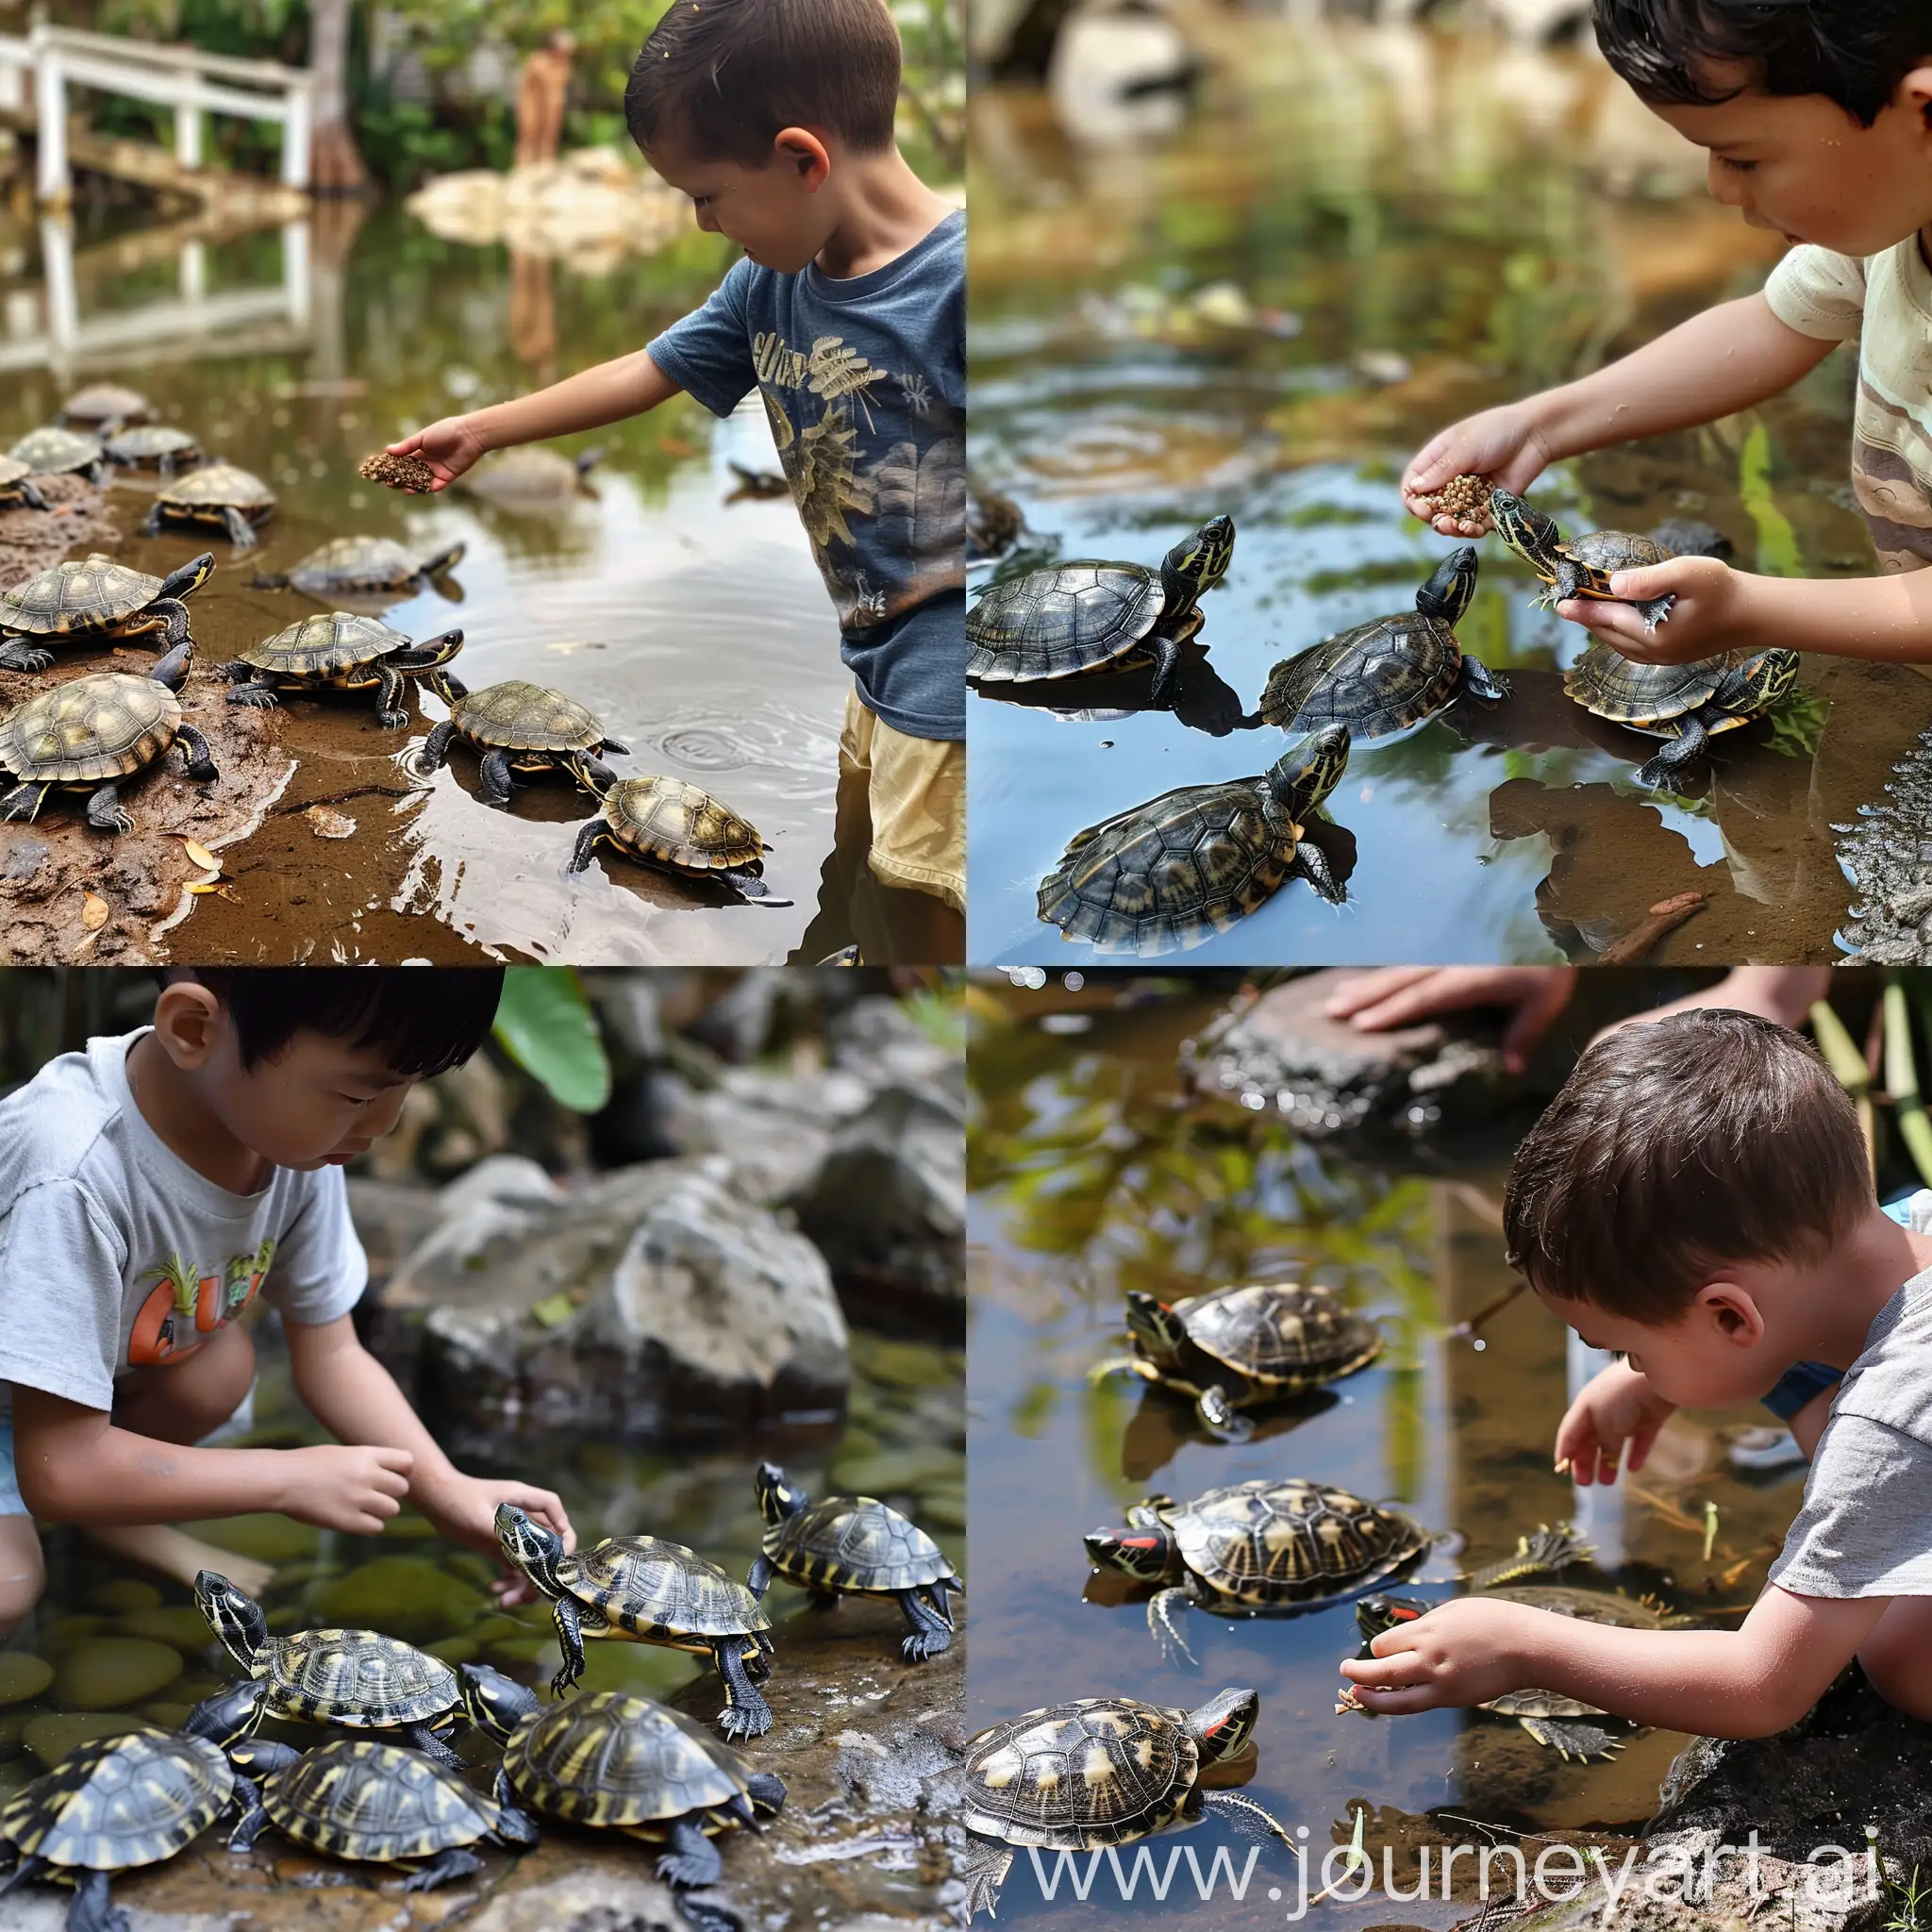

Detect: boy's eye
[1717,156,1758,174]
[336,1094,372,1108]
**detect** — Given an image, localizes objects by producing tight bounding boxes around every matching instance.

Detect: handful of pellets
[358,450,437,493]
[1425,473,1493,529]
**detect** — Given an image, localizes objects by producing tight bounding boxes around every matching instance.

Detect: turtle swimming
[0,551,214,671]
[967,515,1235,708]
[1491,488,1679,632]
[225,613,463,727]
[251,534,466,601]
[143,462,276,548]
[568,775,789,905]
[414,678,626,806]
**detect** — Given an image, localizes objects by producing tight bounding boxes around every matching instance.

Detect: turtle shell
[503,1691,750,1830]
[0,457,37,492]
[602,778,767,873]
[241,612,410,677]
[9,426,105,475]
[0,674,181,782]
[1173,1281,1382,1389]
[765,1496,957,1595]
[963,1699,1197,1847]
[2,1727,230,1872]
[1565,529,1672,578]
[60,383,151,427]
[557,1537,771,1641]
[262,1739,503,1862]
[1476,1585,1686,1720]
[1258,613,1460,739]
[105,426,201,467]
[457,680,607,754]
[1562,642,1729,725]
[286,536,433,596]
[156,462,275,516]
[258,1628,458,1727]
[967,562,1161,682]
[1168,1479,1426,1609]
[461,449,586,502]
[0,555,166,637]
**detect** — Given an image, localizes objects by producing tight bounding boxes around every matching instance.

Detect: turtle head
[1489,490,1561,574]
[159,552,217,602]
[1186,1687,1260,1763]
[745,1768,788,1820]
[404,626,465,671]
[1741,647,1798,710]
[1123,1290,1188,1365]
[493,1799,542,1850]
[420,539,467,579]
[1355,1592,1428,1646]
[458,1661,541,1744]
[1265,724,1350,819]
[494,1503,566,1597]
[182,1677,267,1751]
[194,1570,269,1671]
[1161,515,1236,602]
[756,1461,809,1526]
[1415,544,1478,625]
[1083,1522,1180,1583]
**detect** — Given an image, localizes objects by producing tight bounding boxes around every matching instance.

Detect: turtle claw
[375,710,410,729]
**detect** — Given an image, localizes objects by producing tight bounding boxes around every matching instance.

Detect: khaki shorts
[841,691,964,913]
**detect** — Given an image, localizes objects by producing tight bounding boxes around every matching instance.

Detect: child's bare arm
[386,349,684,490]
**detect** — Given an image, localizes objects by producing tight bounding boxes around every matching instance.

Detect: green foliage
[1763,686,1828,761]
[492,968,612,1114]
[1739,420,1805,577]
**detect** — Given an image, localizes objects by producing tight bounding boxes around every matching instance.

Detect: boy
[0,968,573,1639]
[1341,1008,1932,1737]
[387,0,965,965]
[1404,0,1932,669]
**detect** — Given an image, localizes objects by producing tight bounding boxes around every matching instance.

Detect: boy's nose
[364,1085,412,1138]
[1705,155,1747,210]
[692,205,719,234]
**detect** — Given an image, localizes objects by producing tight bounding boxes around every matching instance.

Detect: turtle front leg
[373,663,409,729]
[174,723,219,784]
[144,597,192,653]
[18,479,47,511]
[1196,1384,1254,1442]
[712,1638,774,1740]
[0,783,47,823]
[896,1587,952,1661]
[0,638,54,673]
[226,1771,273,1853]
[1292,841,1345,907]
[1147,633,1182,708]
[549,1593,588,1696]
[1148,1586,1198,1666]
[142,502,165,537]
[746,1553,774,1599]
[962,1841,1013,1919]
[1459,656,1511,702]
[566,821,607,875]
[1635,714,1709,791]
[226,672,280,709]
[222,507,259,550]
[401,1719,468,1768]
[402,1846,485,1892]
[0,1853,48,1897]
[476,749,517,808]
[657,1815,724,1889]
[68,1869,128,1932]
[85,782,133,835]
[722,867,790,906]
[923,1574,963,1627]
[1520,1716,1624,1762]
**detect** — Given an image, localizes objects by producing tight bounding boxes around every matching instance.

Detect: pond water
[0,203,854,963]
[967,23,1932,969]
[966,972,1813,1924]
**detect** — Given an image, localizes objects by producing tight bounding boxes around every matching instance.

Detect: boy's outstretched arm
[386,349,684,491]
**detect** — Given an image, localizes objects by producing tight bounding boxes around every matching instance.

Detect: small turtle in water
[0,458,50,513]
[57,382,151,435]
[414,678,627,806]
[458,444,603,507]
[143,461,276,548]
[569,775,790,905]
[1491,487,1678,632]
[252,534,466,601]
[8,426,108,487]
[958,1688,1286,1917]
[967,515,1235,708]
[495,1505,777,1739]
[724,461,790,502]
[226,1737,539,1890]
[1257,547,1509,740]
[224,613,463,727]
[966,478,1024,565]
[103,425,202,475]
[1091,1280,1382,1437]
[1087,1479,1430,1663]
[0,551,215,671]
[748,1461,963,1660]
[1038,725,1352,954]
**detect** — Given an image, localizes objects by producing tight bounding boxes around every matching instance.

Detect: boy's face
[647,130,838,275]
[1652,59,1932,258]
[205,1026,414,1172]
[1535,1275,1786,1410]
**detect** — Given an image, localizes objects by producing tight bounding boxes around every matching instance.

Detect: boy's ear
[152,980,223,1071]
[774,126,831,190]
[1700,1278,1765,1344]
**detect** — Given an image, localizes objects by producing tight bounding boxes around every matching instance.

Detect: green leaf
[492,968,611,1113]
[1738,420,1804,577]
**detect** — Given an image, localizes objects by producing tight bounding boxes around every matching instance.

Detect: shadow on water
[967,22,1932,968]
[966,973,1808,1924]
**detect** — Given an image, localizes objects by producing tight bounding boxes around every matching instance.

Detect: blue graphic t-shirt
[647,210,965,742]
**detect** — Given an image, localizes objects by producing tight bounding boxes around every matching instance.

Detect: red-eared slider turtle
[458,445,603,507]
[1257,547,1509,739]
[251,534,466,600]
[568,775,790,905]
[143,462,276,548]
[958,1689,1283,1917]
[103,425,202,475]
[224,613,463,726]
[494,1506,777,1740]
[748,1462,963,1660]
[0,639,218,832]
[1562,641,1797,789]
[1491,488,1679,632]
[193,1570,471,1766]
[1038,724,1351,955]
[1086,1480,1430,1663]
[1091,1280,1382,1438]
[967,515,1235,708]
[0,551,214,672]
[0,1683,269,1932]
[0,458,50,513]
[225,1738,539,1889]
[414,678,627,806]
[58,383,151,435]
[459,1671,786,1889]
[8,426,108,487]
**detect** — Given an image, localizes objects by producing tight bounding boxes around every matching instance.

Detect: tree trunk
[308,0,368,195]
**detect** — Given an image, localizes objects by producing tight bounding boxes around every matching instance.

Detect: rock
[343,1175,447,1292]
[86,1579,161,1615]
[405,151,688,269]
[176,1513,319,1563]
[54,1637,183,1710]
[22,1711,154,1768]
[116,1607,223,1653]
[828,995,964,1101]
[313,1557,489,1644]
[684,1065,874,1204]
[0,1654,53,1706]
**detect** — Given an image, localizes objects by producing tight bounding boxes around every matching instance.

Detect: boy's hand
[385,416,491,491]
[1339,1597,1536,1713]
[413,1474,575,1607]
[275,1444,414,1534]
[1557,556,1750,662]
[1555,1357,1676,1487]
[1324,966,1576,1074]
[1403,405,1556,535]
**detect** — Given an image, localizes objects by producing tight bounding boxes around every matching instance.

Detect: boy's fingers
[1346,1684,1442,1715]
[1368,1624,1420,1658]
[1324,966,1433,1019]
[375,1446,416,1473]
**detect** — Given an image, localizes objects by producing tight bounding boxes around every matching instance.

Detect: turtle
[413,678,627,806]
[957,1688,1286,1918]
[1085,1479,1431,1663]
[57,383,152,435]
[192,1569,472,1767]
[458,444,604,507]
[568,775,790,906]
[102,425,202,475]
[8,426,108,487]
[493,1504,777,1740]
[1561,641,1798,789]
[223,613,464,727]
[724,462,790,502]
[967,515,1236,708]
[0,458,50,513]
[1491,487,1678,632]
[1090,1279,1382,1438]
[966,479,1024,566]
[1038,724,1352,955]
[225,1737,539,1890]
[748,1462,963,1661]
[0,551,214,672]
[1257,546,1510,739]
[142,462,276,548]
[0,639,218,832]
[0,1682,269,1932]
[251,534,466,601]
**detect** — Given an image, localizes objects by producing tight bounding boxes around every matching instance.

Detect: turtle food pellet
[358,450,437,493]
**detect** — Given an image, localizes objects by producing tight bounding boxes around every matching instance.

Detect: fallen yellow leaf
[187,881,220,896]
[181,838,219,873]
[80,891,108,930]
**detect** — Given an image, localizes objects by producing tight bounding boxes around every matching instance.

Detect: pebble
[316,1557,487,1641]
[87,1579,162,1615]
[117,1607,222,1652]
[425,1637,478,1665]
[576,1641,703,1699]
[178,1513,319,1562]
[55,1638,183,1710]
[23,1711,153,1768]
[0,1655,54,1707]
[829,1448,960,1497]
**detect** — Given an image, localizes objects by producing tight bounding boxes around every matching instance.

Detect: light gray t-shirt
[1770,1191,1932,1598]
[0,1028,366,1423]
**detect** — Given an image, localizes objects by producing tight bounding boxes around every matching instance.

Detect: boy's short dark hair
[625,0,901,169]
[167,969,504,1077]
[1503,1008,1870,1324]
[1592,0,1932,127]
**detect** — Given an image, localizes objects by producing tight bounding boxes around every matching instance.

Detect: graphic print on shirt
[126,1235,277,1366]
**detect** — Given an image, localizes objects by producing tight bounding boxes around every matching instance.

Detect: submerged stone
[54,1637,184,1710]
[23,1711,153,1767]
[0,1654,54,1707]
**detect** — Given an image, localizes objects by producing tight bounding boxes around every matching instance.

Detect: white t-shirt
[0,1028,366,1422]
